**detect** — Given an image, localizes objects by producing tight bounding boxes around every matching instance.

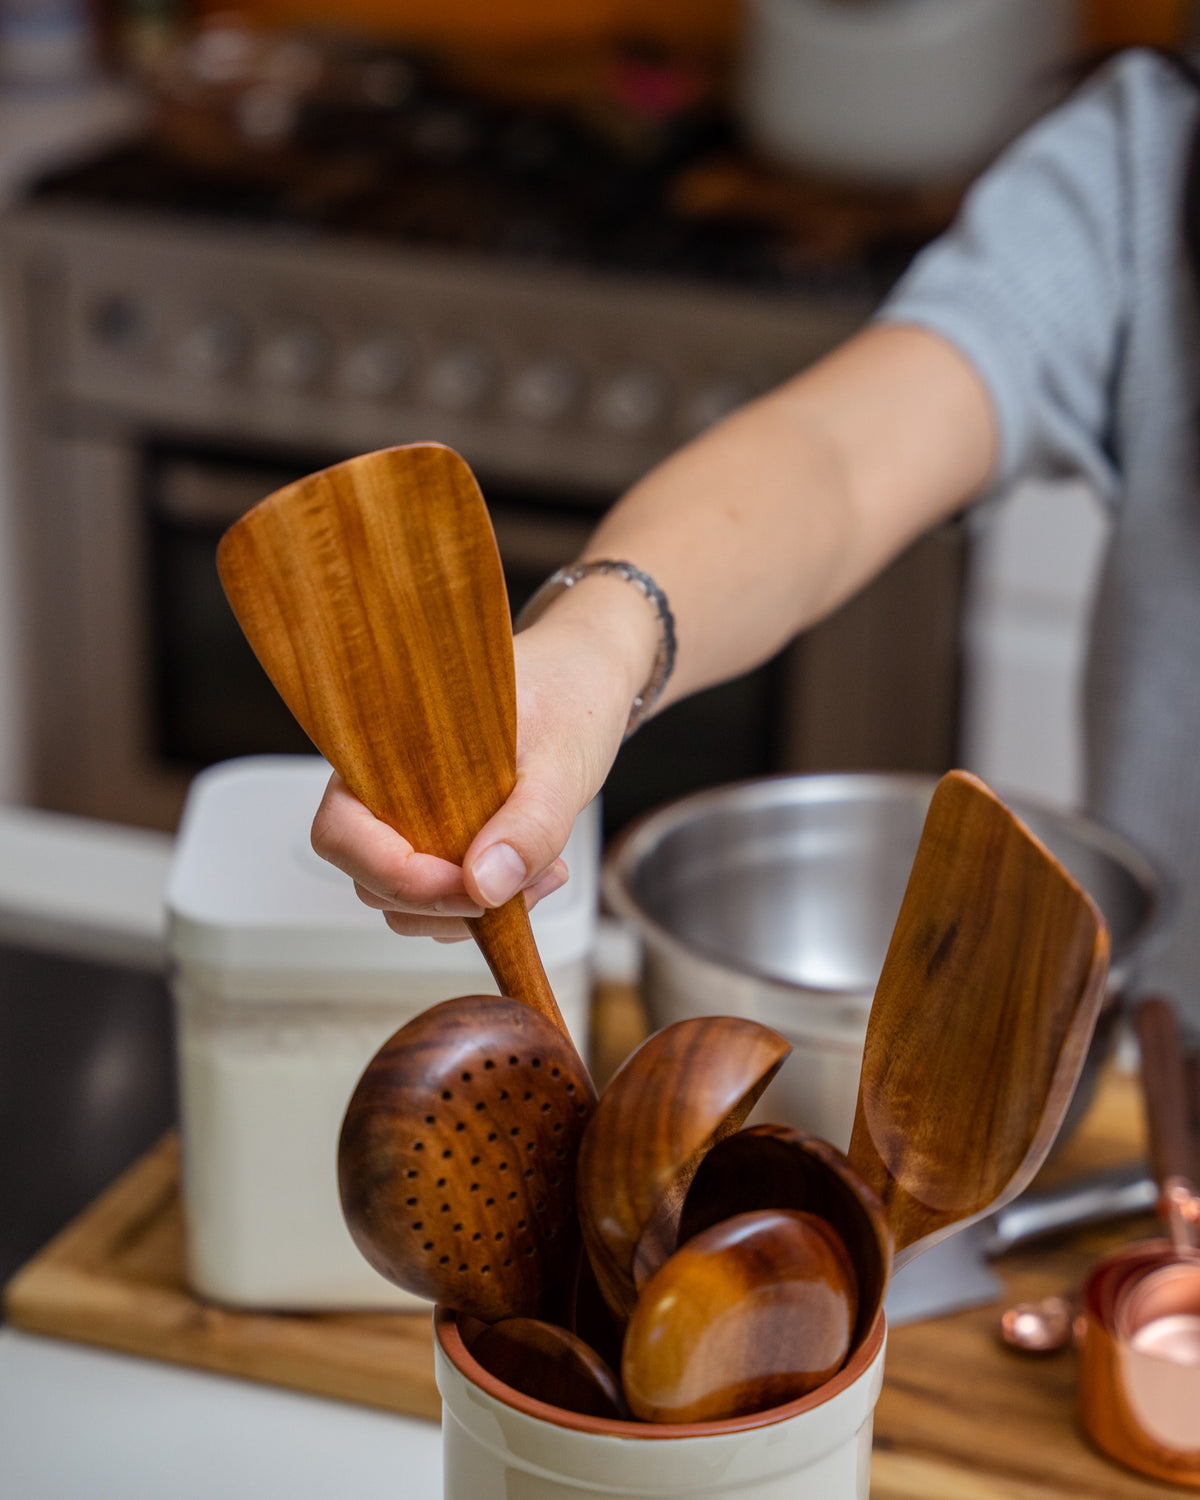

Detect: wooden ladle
[574,1015,791,1320]
[216,442,572,1038]
[217,444,598,1317]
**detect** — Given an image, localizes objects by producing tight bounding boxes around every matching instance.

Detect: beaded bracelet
[515,560,677,740]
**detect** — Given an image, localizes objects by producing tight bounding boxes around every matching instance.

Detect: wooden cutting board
[2,991,1173,1498]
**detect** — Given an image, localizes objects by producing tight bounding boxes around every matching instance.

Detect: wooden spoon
[469,1317,627,1420]
[216,442,570,1038]
[621,1209,858,1424]
[574,1015,790,1320]
[677,1123,890,1353]
[338,994,593,1322]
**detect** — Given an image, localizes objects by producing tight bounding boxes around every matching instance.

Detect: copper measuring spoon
[218,444,597,1319]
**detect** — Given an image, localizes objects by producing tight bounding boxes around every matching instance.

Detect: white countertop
[0,1328,443,1499]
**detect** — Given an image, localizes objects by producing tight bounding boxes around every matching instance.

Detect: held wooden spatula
[217,442,597,1324]
[216,441,563,1032]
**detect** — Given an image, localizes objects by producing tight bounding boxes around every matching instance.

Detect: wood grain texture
[621,1208,858,1423]
[216,443,565,1032]
[574,1015,790,1320]
[849,770,1111,1267]
[338,995,595,1323]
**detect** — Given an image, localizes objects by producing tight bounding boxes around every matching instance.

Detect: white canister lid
[165,756,598,984]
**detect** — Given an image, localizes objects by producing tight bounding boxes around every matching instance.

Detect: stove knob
[90,293,154,353]
[338,336,413,399]
[423,344,494,412]
[506,356,582,424]
[258,325,330,389]
[682,377,754,435]
[594,366,670,435]
[176,311,249,380]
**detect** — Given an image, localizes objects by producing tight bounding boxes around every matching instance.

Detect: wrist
[515,560,676,738]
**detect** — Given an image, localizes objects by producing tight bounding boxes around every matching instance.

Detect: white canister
[165,755,599,1311]
[435,1308,886,1500]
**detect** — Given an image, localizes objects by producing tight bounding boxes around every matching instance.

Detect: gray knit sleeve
[878,53,1176,498]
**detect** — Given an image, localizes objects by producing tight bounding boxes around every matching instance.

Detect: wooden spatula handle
[468,902,567,1034]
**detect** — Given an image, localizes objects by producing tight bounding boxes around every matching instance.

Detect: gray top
[881,50,1200,1033]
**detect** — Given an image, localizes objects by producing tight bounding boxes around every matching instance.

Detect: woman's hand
[310,577,653,941]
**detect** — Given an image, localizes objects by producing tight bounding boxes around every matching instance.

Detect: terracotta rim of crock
[434,1304,886,1439]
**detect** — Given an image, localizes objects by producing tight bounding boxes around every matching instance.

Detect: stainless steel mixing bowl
[603,773,1171,1149]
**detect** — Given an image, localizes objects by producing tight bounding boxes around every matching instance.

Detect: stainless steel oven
[1,157,963,837]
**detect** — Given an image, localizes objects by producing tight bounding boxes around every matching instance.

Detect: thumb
[462,779,584,910]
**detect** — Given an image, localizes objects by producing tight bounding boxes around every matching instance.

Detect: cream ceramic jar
[435,1308,887,1500]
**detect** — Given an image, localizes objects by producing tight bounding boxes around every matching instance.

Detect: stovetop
[22,43,955,301]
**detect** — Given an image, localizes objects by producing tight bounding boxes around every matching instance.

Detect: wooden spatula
[216,442,567,1036]
[847,769,1111,1269]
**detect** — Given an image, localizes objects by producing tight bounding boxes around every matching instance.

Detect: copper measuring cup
[1077,998,1200,1486]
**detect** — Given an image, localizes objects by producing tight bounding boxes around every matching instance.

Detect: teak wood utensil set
[218,442,1111,1429]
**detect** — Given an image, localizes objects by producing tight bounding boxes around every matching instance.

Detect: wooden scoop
[216,442,569,1037]
[338,994,593,1322]
[574,1015,790,1320]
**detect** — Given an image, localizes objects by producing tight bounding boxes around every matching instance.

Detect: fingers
[461,783,581,910]
[382,860,569,943]
[311,774,480,915]
[310,772,572,949]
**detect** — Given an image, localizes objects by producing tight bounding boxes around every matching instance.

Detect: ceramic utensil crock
[435,1307,886,1500]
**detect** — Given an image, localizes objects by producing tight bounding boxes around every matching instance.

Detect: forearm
[314,321,998,928]
[560,321,997,714]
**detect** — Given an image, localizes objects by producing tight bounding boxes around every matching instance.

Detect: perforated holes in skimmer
[398,1052,589,1302]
